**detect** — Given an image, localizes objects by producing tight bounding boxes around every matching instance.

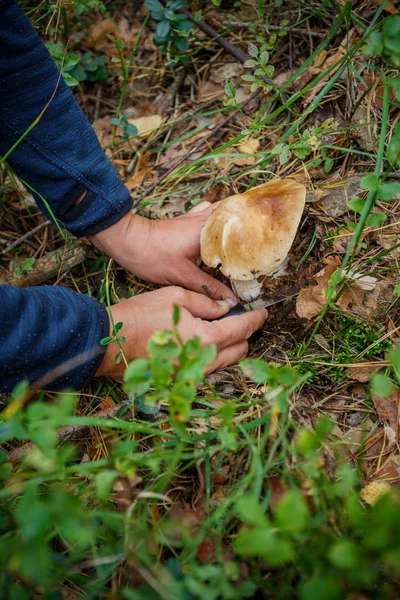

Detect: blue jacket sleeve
[0,0,133,237]
[0,285,110,392]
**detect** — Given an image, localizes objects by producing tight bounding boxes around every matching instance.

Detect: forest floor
[1,1,400,598]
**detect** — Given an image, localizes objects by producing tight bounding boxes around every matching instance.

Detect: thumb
[179,290,233,320]
[183,261,238,303]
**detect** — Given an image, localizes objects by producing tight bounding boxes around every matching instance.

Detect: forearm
[0,0,132,237]
[0,285,109,392]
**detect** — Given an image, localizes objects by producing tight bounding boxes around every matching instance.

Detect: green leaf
[174,18,193,31]
[394,283,400,296]
[173,36,189,51]
[275,490,308,533]
[387,123,400,166]
[328,540,360,569]
[100,336,113,346]
[243,59,257,68]
[260,50,269,65]
[173,304,180,326]
[241,74,255,82]
[391,75,400,100]
[95,470,118,500]
[360,173,379,192]
[224,79,236,99]
[235,526,294,564]
[236,496,267,526]
[371,373,393,398]
[169,0,187,9]
[63,72,79,87]
[324,157,334,173]
[145,0,165,12]
[156,19,171,39]
[279,144,291,165]
[377,181,400,201]
[248,44,259,58]
[300,575,342,600]
[389,344,400,372]
[347,197,365,213]
[240,359,272,383]
[64,53,80,68]
[366,212,387,227]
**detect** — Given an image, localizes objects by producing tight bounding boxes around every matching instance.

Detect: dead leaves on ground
[295,255,392,320]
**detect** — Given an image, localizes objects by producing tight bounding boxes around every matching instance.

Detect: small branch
[1,220,51,255]
[181,8,276,88]
[1,241,86,287]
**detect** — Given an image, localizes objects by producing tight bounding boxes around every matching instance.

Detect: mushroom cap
[200,178,306,281]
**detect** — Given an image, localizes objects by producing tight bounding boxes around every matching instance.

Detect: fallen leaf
[198,81,224,102]
[237,138,260,154]
[296,256,340,319]
[320,174,364,218]
[372,387,400,427]
[99,396,116,410]
[209,62,242,83]
[127,115,163,138]
[87,18,120,49]
[347,364,380,383]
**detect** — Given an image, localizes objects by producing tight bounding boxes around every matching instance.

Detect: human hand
[95,286,267,380]
[91,202,236,302]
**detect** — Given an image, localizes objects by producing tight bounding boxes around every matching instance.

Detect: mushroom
[200,178,306,301]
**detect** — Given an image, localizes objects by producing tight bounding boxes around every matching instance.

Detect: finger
[208,308,267,349]
[187,201,211,214]
[173,288,234,320]
[205,341,249,376]
[183,261,238,302]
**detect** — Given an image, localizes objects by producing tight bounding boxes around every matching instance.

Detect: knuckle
[171,286,187,303]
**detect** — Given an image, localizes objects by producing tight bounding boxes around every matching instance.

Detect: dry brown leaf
[296,256,340,319]
[320,174,363,217]
[209,62,242,83]
[347,364,380,383]
[372,387,400,427]
[127,115,162,138]
[198,81,224,102]
[376,0,398,14]
[125,153,150,189]
[237,138,260,154]
[86,18,120,49]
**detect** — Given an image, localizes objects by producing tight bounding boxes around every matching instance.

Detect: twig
[7,404,126,465]
[181,8,276,89]
[139,90,260,201]
[1,220,51,255]
[222,21,327,37]
[1,240,86,287]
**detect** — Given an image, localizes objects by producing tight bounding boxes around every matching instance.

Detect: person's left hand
[91,201,237,302]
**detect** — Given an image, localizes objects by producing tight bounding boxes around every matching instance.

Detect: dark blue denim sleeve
[0,285,110,392]
[0,0,133,237]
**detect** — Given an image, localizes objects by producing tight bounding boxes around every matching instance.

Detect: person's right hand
[96,287,267,380]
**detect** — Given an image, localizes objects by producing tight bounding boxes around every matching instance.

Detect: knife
[215,293,299,320]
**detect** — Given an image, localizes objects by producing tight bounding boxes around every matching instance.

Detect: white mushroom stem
[231,279,262,302]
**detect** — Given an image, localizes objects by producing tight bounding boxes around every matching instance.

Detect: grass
[1,0,400,598]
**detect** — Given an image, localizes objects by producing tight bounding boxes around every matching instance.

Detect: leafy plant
[364,14,400,67]
[110,112,138,141]
[242,43,275,93]
[15,257,35,277]
[144,0,194,64]
[46,43,108,86]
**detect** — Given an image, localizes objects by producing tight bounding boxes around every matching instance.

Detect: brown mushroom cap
[200,178,306,283]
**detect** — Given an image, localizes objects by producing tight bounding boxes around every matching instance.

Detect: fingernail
[217,300,231,310]
[224,297,237,307]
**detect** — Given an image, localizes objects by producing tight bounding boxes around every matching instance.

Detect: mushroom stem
[230,279,262,302]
